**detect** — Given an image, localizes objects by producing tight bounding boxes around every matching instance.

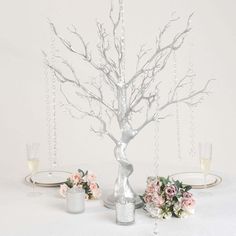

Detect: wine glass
[198,142,212,189]
[26,143,41,196]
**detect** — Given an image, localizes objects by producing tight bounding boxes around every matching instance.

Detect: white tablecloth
[1,171,236,236]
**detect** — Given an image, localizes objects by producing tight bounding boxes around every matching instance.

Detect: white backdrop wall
[0,0,235,189]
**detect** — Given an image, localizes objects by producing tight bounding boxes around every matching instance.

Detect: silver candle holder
[66,187,85,214]
[115,197,135,225]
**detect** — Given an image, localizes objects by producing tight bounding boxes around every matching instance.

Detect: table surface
[1,171,236,236]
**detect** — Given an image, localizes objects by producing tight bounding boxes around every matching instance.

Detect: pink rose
[183,192,192,199]
[144,194,153,203]
[147,177,161,187]
[70,173,82,184]
[181,197,195,210]
[164,185,177,199]
[146,185,156,194]
[147,177,156,185]
[152,194,165,207]
[59,184,68,198]
[89,182,98,191]
[87,172,97,182]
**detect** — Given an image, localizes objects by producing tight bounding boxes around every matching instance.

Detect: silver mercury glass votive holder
[66,187,85,214]
[115,197,135,225]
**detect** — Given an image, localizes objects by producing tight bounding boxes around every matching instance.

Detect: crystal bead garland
[153,87,160,177]
[44,29,58,174]
[153,86,161,235]
[189,75,195,159]
[98,59,103,130]
[173,51,182,160]
[188,41,196,159]
[119,0,128,123]
[50,31,58,171]
[120,0,126,84]
[44,52,52,164]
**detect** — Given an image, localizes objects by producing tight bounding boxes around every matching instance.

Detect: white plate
[26,170,71,187]
[170,172,222,189]
[25,175,59,187]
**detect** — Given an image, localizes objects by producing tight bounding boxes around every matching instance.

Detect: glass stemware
[199,142,212,189]
[26,143,41,196]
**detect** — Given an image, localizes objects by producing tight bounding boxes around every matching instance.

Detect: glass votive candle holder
[66,187,85,214]
[115,197,135,225]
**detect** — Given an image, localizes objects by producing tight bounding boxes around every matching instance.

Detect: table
[1,171,236,236]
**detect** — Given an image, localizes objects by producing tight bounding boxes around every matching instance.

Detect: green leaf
[78,169,85,177]
[139,195,144,203]
[160,177,168,185]
[184,185,192,191]
[174,180,181,189]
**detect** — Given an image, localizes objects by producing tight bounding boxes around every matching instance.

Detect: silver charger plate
[169,172,222,189]
[25,170,71,187]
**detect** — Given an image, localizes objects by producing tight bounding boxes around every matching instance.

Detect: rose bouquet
[141,176,195,219]
[60,169,101,200]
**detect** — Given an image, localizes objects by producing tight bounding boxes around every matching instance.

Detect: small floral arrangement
[141,176,195,219]
[60,169,101,200]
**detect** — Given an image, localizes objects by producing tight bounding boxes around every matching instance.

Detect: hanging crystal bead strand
[98,56,104,132]
[45,28,58,176]
[153,74,161,236]
[153,87,160,177]
[51,73,57,169]
[173,51,182,160]
[188,40,196,159]
[44,48,52,171]
[118,0,128,126]
[152,98,161,236]
[50,31,58,171]
[119,0,126,84]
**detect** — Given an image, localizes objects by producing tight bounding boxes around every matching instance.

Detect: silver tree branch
[160,79,213,111]
[50,21,118,89]
[109,2,122,74]
[59,84,118,144]
[127,13,193,87]
[46,58,117,116]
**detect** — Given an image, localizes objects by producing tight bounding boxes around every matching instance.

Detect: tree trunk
[113,141,135,200]
[104,86,142,208]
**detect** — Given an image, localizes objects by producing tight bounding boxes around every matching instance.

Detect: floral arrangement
[60,169,101,200]
[141,176,195,219]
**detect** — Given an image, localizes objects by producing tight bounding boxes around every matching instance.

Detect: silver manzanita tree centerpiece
[45,0,211,208]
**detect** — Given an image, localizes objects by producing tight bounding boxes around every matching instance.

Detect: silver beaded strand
[119,0,126,84]
[188,41,196,159]
[153,88,160,177]
[173,51,182,160]
[45,28,58,174]
[118,0,129,126]
[44,52,52,167]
